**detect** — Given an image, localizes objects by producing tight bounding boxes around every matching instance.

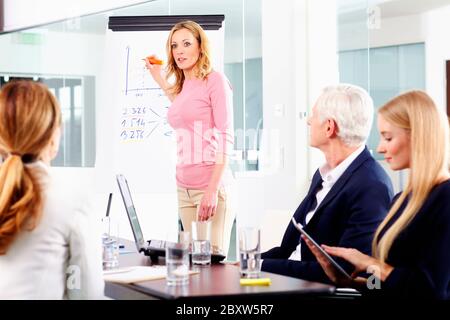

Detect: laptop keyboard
[148,240,167,249]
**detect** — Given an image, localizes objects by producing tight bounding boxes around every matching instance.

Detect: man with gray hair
[261,84,394,284]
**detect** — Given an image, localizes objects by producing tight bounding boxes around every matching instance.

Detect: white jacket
[0,162,105,299]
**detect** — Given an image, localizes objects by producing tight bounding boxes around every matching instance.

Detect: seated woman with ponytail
[304,90,450,299]
[0,80,104,299]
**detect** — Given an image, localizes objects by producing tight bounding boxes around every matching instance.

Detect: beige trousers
[177,186,235,256]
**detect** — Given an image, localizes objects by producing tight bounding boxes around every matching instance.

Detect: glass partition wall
[0,0,262,171]
[337,0,426,160]
[335,0,449,191]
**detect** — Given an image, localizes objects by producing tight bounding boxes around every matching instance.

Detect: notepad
[103,266,167,283]
[103,266,199,284]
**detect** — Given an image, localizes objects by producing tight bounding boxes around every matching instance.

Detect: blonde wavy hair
[0,80,61,254]
[372,90,450,261]
[165,20,212,95]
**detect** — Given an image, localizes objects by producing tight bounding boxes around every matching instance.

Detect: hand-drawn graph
[119,46,173,143]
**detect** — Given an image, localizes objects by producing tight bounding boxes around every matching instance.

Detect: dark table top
[105,239,335,300]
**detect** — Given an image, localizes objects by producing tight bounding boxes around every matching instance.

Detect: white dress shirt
[0,162,105,299]
[288,145,365,261]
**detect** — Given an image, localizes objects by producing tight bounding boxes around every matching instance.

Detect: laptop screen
[116,174,146,251]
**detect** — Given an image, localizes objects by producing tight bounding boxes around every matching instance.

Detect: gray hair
[315,84,374,147]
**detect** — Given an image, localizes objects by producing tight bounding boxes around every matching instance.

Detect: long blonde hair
[0,80,61,255]
[165,20,212,95]
[372,90,450,261]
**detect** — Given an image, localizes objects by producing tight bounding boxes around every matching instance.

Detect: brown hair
[0,80,61,254]
[165,20,212,95]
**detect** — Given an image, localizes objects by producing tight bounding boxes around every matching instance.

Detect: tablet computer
[291,217,352,280]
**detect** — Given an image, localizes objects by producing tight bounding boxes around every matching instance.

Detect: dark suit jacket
[373,180,450,299]
[261,147,394,283]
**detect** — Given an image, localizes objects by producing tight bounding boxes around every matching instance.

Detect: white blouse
[0,162,105,299]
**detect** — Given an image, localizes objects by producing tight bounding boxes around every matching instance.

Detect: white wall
[339,6,450,114]
[425,6,450,112]
[339,14,425,52]
[0,31,104,75]
[2,0,151,32]
[304,0,339,179]
[369,14,426,48]
[337,6,450,193]
[236,0,338,233]
[234,0,298,231]
[225,36,261,63]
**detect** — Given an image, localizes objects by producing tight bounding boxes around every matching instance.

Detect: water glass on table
[101,216,119,270]
[239,227,261,278]
[166,238,190,286]
[191,220,212,266]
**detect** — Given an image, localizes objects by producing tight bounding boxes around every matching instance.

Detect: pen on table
[239,278,271,286]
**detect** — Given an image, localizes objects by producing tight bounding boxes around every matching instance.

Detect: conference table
[104,240,336,301]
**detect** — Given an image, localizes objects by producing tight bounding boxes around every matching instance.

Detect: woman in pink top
[146,20,235,256]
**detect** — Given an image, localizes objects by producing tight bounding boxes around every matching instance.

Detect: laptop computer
[116,174,226,263]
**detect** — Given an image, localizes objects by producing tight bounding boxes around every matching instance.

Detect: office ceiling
[377,0,450,18]
[29,0,450,36]
[40,0,259,39]
[338,0,450,23]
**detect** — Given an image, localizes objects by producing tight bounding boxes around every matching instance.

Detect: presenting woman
[146,20,235,256]
[304,90,450,299]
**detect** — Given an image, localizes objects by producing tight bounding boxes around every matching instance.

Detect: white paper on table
[103,266,199,284]
[103,266,168,283]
